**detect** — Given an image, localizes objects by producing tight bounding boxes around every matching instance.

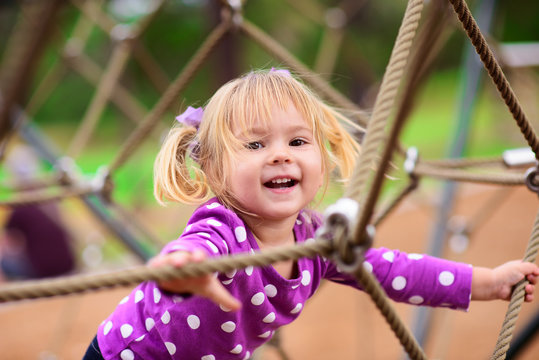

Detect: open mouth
[264,178,298,189]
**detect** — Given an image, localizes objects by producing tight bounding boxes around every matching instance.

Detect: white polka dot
[251,292,265,306]
[185,224,192,232]
[206,202,221,209]
[120,349,134,360]
[222,279,233,285]
[230,344,243,354]
[301,270,311,286]
[187,315,200,329]
[363,261,373,273]
[235,226,247,242]
[161,311,171,324]
[221,321,236,333]
[135,335,145,342]
[296,219,303,225]
[291,284,299,289]
[206,240,219,253]
[258,331,271,338]
[173,295,184,303]
[439,271,455,286]
[120,324,133,338]
[145,318,155,331]
[220,304,231,312]
[201,355,215,360]
[290,303,302,314]
[198,232,211,238]
[263,312,276,323]
[119,296,129,304]
[153,288,161,303]
[245,266,253,276]
[264,284,277,297]
[409,295,424,304]
[243,351,251,360]
[207,219,222,227]
[165,342,176,355]
[134,290,144,303]
[382,251,395,263]
[222,240,229,253]
[392,276,407,291]
[408,253,423,260]
[226,269,237,278]
[103,321,113,336]
[304,237,315,244]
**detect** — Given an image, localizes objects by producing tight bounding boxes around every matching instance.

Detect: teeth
[271,178,291,184]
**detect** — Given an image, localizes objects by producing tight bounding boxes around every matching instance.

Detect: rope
[353,265,427,360]
[491,208,539,360]
[0,240,332,302]
[413,163,525,186]
[67,40,132,158]
[240,20,369,129]
[344,0,423,239]
[421,156,504,169]
[448,0,539,160]
[108,19,232,174]
[63,50,148,123]
[0,186,97,208]
[373,177,418,226]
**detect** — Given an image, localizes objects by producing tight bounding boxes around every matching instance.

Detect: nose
[270,145,291,164]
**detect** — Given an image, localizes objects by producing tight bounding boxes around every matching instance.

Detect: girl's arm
[472,260,539,302]
[148,249,242,311]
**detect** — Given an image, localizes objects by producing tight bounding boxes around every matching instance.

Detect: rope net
[0,1,537,359]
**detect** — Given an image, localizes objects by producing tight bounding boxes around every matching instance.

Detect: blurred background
[0,0,538,359]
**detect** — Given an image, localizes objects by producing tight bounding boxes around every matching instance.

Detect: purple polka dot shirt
[97,198,472,359]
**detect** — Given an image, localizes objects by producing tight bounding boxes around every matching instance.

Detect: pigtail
[320,104,362,183]
[153,126,211,206]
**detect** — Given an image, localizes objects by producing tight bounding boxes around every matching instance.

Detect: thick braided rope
[0,186,97,207]
[413,164,525,185]
[354,266,427,360]
[64,51,148,122]
[421,156,504,169]
[344,0,423,203]
[0,240,331,302]
[0,0,63,142]
[491,209,539,360]
[335,0,427,358]
[108,19,232,174]
[240,20,369,128]
[67,41,132,158]
[448,0,539,160]
[374,178,418,226]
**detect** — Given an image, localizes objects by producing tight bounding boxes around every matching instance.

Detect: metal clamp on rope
[224,0,243,29]
[55,156,81,186]
[525,166,539,196]
[92,166,114,202]
[316,198,375,273]
[404,146,419,177]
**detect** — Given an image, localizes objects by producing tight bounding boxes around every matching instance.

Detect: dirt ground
[0,184,538,359]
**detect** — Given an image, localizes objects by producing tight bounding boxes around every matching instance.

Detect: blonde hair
[154,69,362,210]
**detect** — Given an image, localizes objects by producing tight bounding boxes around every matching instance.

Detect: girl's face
[227,104,324,222]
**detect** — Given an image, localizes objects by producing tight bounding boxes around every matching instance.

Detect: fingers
[200,277,242,311]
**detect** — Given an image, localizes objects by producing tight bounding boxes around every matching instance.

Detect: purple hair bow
[176,106,204,129]
[270,67,291,77]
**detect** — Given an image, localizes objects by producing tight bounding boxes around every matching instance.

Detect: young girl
[84,69,538,360]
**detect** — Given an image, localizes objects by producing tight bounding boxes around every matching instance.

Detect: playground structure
[0,0,538,359]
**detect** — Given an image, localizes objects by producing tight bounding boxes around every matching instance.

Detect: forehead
[234,103,313,137]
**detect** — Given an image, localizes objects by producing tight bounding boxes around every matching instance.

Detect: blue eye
[290,138,306,146]
[246,141,263,150]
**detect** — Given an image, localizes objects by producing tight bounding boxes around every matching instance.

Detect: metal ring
[525,167,539,194]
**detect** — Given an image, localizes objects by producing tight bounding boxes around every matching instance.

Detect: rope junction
[0,1,538,359]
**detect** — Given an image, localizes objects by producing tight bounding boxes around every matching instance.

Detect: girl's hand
[472,260,539,302]
[148,249,242,311]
